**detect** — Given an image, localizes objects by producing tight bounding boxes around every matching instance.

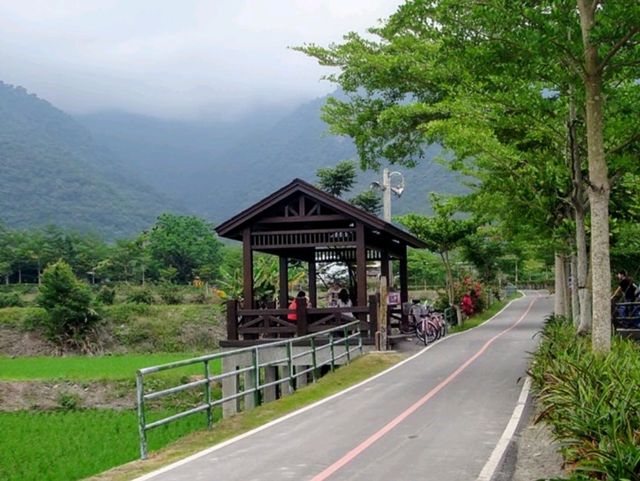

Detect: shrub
[125,287,155,305]
[0,292,23,308]
[96,286,116,305]
[158,283,184,305]
[57,392,80,410]
[37,261,100,346]
[530,316,640,480]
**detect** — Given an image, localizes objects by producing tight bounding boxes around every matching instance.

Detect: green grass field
[0,408,220,481]
[0,354,222,381]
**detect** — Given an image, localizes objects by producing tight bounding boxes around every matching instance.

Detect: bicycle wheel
[415,318,427,343]
[424,321,438,345]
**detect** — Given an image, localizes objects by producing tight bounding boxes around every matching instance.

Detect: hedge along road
[134,291,552,481]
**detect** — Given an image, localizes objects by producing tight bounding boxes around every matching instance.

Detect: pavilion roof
[215,178,426,249]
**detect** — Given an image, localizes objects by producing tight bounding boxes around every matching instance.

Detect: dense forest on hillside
[0,82,183,239]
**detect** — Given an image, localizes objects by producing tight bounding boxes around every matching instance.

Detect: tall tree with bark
[300,0,639,352]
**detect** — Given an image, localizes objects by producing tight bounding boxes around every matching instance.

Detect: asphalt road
[138,291,552,481]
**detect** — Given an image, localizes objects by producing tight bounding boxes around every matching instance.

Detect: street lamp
[371,168,405,285]
[370,168,405,223]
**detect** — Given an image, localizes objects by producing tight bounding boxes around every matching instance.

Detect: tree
[350,190,383,215]
[147,214,223,284]
[398,197,477,325]
[300,0,640,352]
[37,260,99,348]
[316,160,356,197]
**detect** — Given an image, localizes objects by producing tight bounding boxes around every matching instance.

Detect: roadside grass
[450,292,523,334]
[86,352,404,481]
[0,353,221,381]
[0,408,214,481]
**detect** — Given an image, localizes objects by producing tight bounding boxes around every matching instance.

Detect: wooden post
[296,296,308,336]
[399,247,408,331]
[368,294,378,341]
[226,300,238,340]
[356,222,367,308]
[308,260,317,307]
[378,276,388,350]
[279,257,288,308]
[243,228,254,309]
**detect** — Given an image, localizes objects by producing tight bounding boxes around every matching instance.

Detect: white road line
[476,376,532,481]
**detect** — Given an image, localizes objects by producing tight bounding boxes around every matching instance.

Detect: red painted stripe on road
[309,298,537,481]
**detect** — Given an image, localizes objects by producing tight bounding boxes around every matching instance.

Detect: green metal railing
[136,321,363,459]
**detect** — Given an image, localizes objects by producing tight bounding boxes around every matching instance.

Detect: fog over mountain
[80,95,467,224]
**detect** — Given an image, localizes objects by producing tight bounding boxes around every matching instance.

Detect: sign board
[387,292,401,305]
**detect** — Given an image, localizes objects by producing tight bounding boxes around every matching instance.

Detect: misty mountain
[80,95,466,224]
[0,81,183,239]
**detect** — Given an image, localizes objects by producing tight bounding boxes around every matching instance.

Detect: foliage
[125,286,155,305]
[349,189,382,215]
[37,260,100,347]
[158,283,184,305]
[96,285,116,305]
[530,316,640,480]
[316,159,356,197]
[147,214,223,283]
[0,292,23,308]
[398,196,477,311]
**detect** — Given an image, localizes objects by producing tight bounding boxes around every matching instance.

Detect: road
[137,291,552,481]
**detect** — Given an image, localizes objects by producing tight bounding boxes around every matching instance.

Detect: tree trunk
[568,84,592,333]
[576,210,592,333]
[18,269,22,284]
[570,254,580,328]
[441,251,461,326]
[554,253,567,317]
[578,0,611,353]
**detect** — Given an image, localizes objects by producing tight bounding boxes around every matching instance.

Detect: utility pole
[371,169,405,286]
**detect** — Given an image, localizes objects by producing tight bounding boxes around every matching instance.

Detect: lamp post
[371,168,405,283]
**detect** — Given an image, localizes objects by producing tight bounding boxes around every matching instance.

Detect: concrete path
[137,291,552,481]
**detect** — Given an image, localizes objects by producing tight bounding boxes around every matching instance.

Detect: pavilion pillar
[279,257,288,308]
[356,222,367,307]
[243,227,254,309]
[308,260,317,307]
[381,251,390,288]
[399,246,408,327]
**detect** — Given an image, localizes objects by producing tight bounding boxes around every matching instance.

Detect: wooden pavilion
[215,178,426,345]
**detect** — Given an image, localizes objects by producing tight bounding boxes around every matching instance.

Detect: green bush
[158,283,184,305]
[37,261,100,346]
[0,292,24,308]
[96,286,116,305]
[125,286,155,304]
[96,286,116,306]
[530,316,640,480]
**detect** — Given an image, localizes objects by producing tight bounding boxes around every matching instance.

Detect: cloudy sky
[0,0,401,119]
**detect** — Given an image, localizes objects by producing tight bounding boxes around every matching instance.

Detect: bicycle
[409,301,447,345]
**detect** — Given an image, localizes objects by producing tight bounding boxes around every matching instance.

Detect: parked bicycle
[404,300,448,345]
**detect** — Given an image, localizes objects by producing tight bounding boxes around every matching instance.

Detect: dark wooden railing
[225,295,379,345]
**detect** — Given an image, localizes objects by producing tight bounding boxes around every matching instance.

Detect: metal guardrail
[614,301,640,328]
[444,307,457,326]
[136,321,363,459]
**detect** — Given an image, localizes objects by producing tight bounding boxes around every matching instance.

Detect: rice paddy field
[0,408,221,481]
[0,353,222,381]
[0,352,224,481]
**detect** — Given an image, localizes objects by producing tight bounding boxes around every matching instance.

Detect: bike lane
[135,292,552,481]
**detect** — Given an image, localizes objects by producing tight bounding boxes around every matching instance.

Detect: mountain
[0,82,183,239]
[80,96,466,224]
